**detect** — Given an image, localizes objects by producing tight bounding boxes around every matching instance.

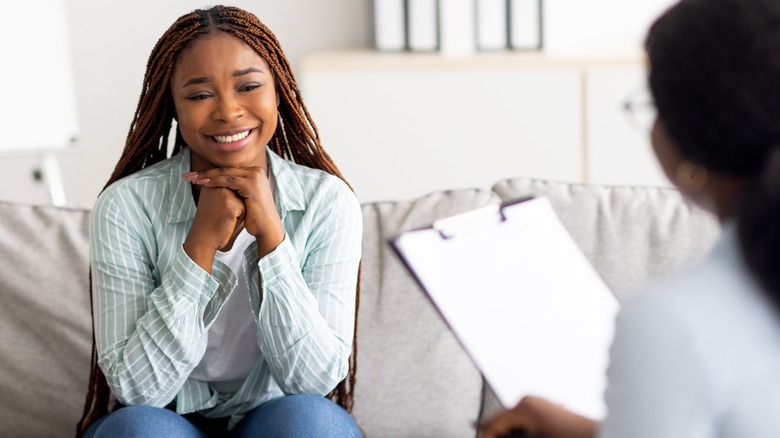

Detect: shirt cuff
[245,232,298,318]
[170,244,220,307]
[257,233,297,286]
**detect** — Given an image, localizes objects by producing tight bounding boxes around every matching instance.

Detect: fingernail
[181,172,198,181]
[195,178,210,185]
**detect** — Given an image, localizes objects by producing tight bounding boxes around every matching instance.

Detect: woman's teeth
[213,130,250,144]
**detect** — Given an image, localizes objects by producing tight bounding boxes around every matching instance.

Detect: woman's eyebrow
[182,77,210,87]
[181,67,265,87]
[234,67,264,77]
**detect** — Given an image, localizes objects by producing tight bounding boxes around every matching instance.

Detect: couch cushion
[0,201,92,437]
[354,188,501,438]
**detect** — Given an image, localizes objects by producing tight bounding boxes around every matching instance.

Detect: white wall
[0,0,370,207]
[543,0,677,57]
[1,0,678,207]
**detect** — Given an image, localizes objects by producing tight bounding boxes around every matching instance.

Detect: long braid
[77,6,361,436]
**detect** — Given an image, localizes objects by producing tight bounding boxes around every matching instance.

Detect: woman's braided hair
[76,6,360,436]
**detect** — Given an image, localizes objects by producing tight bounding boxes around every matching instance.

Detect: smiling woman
[171,33,278,171]
[77,5,363,438]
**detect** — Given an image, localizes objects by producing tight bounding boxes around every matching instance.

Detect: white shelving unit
[300,50,669,203]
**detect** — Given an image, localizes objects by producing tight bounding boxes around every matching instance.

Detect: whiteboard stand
[41,152,67,206]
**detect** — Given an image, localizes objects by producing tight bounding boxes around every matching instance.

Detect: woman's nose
[211,95,244,122]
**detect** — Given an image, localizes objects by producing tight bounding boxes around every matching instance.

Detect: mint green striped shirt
[90,147,362,426]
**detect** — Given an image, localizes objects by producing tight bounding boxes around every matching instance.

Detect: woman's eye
[240,84,260,92]
[187,94,210,101]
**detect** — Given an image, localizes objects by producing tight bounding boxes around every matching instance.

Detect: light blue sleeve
[598,293,714,438]
[90,188,234,406]
[245,179,363,395]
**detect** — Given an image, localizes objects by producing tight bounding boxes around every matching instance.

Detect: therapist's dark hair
[77,5,360,437]
[646,0,780,305]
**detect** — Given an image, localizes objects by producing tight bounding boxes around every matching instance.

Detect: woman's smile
[208,128,255,152]
[211,128,252,144]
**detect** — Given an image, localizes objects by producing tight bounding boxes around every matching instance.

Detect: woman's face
[170,32,278,171]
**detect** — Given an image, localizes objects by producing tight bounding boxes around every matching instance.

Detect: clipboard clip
[432,196,535,240]
[433,203,507,239]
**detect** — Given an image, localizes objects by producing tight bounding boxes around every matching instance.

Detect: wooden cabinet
[300,50,669,203]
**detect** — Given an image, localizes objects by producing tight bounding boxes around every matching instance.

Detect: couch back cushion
[354,188,500,438]
[0,201,92,437]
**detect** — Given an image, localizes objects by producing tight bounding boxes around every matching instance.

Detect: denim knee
[233,394,362,438]
[83,405,205,438]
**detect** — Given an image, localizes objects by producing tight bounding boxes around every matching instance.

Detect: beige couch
[0,177,720,437]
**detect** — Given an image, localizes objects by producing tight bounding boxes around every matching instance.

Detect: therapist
[480,0,780,436]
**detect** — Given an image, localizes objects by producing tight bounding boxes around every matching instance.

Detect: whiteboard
[0,0,78,152]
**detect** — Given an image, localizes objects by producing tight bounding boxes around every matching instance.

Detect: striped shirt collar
[165,146,306,224]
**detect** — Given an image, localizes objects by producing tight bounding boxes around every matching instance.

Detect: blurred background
[0,0,677,207]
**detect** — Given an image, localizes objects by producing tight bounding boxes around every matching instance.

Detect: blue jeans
[83,395,362,438]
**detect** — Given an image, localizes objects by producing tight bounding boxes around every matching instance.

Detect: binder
[476,0,509,51]
[439,0,476,55]
[407,0,439,52]
[389,196,618,419]
[509,0,543,50]
[374,0,406,51]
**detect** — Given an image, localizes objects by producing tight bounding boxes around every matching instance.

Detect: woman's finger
[182,166,260,181]
[183,168,264,197]
[479,412,531,438]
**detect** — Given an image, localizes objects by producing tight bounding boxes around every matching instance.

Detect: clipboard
[389,196,619,420]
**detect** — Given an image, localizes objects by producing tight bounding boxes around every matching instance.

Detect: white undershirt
[189,228,261,394]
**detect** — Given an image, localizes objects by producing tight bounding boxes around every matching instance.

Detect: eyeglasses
[622,90,657,132]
